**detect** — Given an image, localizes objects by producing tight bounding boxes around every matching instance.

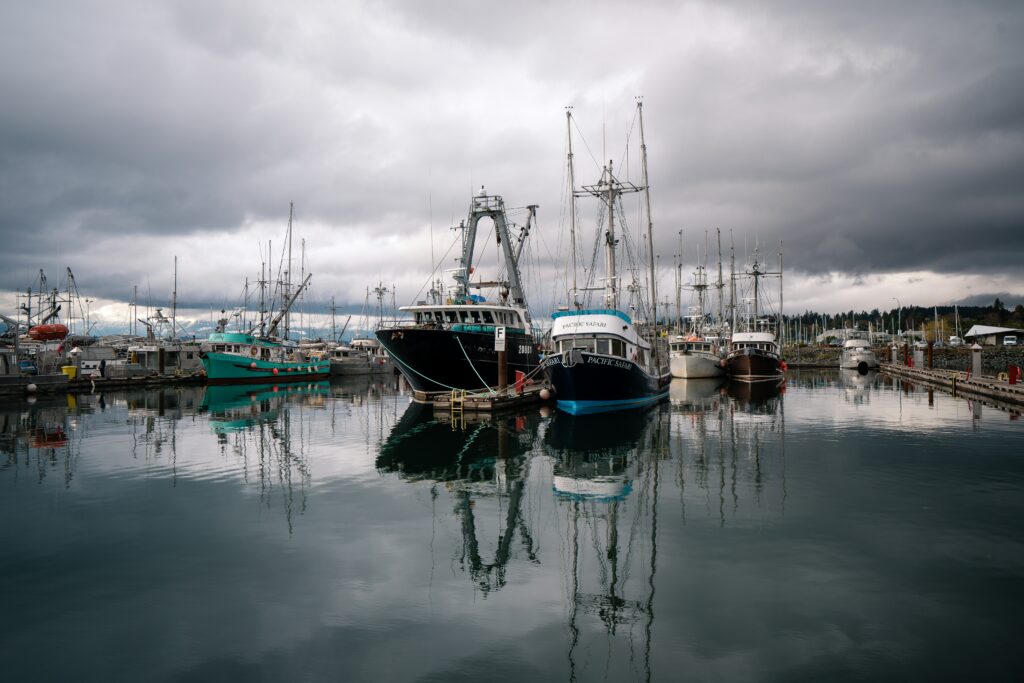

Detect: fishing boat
[725,248,785,381]
[839,337,879,372]
[329,338,391,376]
[330,286,393,376]
[201,206,330,384]
[669,236,727,379]
[669,336,725,378]
[375,189,540,394]
[542,102,670,414]
[201,280,330,384]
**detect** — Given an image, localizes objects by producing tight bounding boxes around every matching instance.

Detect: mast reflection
[669,377,787,527]
[200,381,329,533]
[544,405,670,682]
[378,403,542,594]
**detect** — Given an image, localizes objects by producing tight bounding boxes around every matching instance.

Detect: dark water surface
[1,370,1022,682]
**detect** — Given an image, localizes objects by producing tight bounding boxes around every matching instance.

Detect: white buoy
[26,383,38,393]
[539,388,551,400]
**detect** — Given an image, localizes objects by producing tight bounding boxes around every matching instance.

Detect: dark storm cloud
[0,0,1021,311]
[647,1,1024,277]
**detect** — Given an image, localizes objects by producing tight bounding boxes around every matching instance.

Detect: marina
[4,2,1023,679]
[1,371,1021,680]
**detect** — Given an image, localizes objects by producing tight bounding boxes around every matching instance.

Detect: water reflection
[542,406,670,681]
[841,368,880,406]
[379,403,542,594]
[668,378,787,528]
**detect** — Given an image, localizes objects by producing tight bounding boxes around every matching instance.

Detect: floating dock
[881,363,1024,407]
[414,382,552,413]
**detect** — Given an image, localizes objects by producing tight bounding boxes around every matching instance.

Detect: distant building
[963,325,1024,346]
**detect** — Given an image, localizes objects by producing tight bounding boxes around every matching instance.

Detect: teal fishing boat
[200,331,329,384]
[200,204,330,385]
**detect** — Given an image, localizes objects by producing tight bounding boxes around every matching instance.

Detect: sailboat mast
[566,108,580,308]
[638,99,657,330]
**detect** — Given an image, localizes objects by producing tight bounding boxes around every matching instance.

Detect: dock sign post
[495,326,508,390]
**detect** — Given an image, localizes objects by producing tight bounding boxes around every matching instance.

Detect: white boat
[669,336,724,378]
[839,337,879,371]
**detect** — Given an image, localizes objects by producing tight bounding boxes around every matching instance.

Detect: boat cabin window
[482,311,494,324]
[445,311,458,323]
[458,311,469,323]
[470,310,481,324]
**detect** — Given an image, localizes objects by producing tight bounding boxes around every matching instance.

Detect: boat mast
[716,228,724,332]
[567,107,580,309]
[604,162,618,310]
[171,255,178,340]
[778,241,784,347]
[638,99,657,332]
[729,233,737,333]
[284,202,294,340]
[675,230,682,333]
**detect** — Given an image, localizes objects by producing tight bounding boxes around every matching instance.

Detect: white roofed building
[963,325,1024,346]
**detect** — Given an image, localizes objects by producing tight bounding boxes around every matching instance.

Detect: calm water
[1,371,1022,682]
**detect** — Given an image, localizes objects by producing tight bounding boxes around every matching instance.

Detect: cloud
[1,0,1021,319]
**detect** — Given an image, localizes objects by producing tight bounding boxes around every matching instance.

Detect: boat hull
[840,350,879,371]
[669,352,725,379]
[542,351,670,415]
[201,352,330,384]
[725,347,783,382]
[375,327,539,393]
[329,358,392,376]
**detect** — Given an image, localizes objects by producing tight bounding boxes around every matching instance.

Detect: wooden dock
[413,382,552,413]
[881,363,1024,407]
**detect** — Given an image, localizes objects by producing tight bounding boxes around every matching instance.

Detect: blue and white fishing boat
[543,103,670,415]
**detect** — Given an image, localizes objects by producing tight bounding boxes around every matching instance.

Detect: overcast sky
[2,0,1022,328]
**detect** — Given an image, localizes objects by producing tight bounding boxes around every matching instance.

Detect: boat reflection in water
[668,376,787,527]
[199,382,330,533]
[201,382,329,433]
[669,377,726,416]
[543,405,670,681]
[841,368,880,406]
[0,396,76,486]
[378,403,542,594]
